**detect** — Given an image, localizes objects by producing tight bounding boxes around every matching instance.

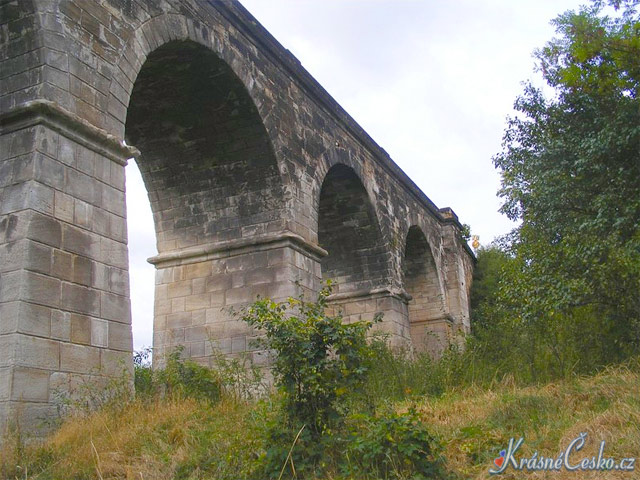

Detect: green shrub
[342,409,448,480]
[133,346,222,404]
[241,283,376,438]
[241,283,378,477]
[133,346,155,399]
[158,347,222,403]
[210,349,267,401]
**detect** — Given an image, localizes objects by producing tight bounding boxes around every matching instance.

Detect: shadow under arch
[125,40,285,253]
[317,163,390,293]
[402,225,449,356]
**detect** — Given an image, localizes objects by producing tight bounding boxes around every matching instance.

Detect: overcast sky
[126,0,587,350]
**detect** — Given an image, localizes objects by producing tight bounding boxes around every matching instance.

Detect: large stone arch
[126,39,286,250]
[123,37,291,366]
[105,12,295,194]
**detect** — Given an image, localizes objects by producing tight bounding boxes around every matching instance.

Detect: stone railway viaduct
[0,0,474,435]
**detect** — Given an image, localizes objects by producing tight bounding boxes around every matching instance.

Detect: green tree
[491,0,640,372]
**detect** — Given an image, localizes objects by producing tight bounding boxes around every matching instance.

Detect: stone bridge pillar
[326,288,412,348]
[1,101,137,435]
[148,233,325,367]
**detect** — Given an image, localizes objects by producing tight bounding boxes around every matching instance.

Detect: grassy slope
[1,363,638,479]
[409,362,640,479]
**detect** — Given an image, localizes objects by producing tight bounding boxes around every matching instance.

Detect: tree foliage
[487,0,640,375]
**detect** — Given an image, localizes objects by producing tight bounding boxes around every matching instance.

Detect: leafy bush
[133,346,154,398]
[342,409,448,480]
[210,349,267,401]
[156,347,222,403]
[241,284,450,479]
[241,283,376,438]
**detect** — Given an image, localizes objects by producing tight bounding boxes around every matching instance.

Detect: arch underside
[318,164,389,293]
[126,40,285,251]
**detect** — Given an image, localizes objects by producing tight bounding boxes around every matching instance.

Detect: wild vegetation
[1,330,638,479]
[1,0,638,478]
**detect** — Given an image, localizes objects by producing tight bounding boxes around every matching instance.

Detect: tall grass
[1,346,638,480]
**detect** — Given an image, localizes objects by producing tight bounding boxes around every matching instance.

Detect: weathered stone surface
[0,0,474,438]
[59,343,100,374]
[11,367,50,402]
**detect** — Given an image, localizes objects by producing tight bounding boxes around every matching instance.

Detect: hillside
[2,359,637,479]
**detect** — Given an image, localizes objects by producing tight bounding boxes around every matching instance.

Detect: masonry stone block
[225,286,252,306]
[62,224,100,258]
[166,311,192,329]
[62,283,99,316]
[0,271,21,303]
[13,334,60,370]
[22,271,61,308]
[1,181,54,216]
[185,325,207,342]
[51,249,74,282]
[108,321,132,352]
[0,303,20,335]
[185,293,210,312]
[108,266,128,295]
[89,319,108,348]
[10,367,50,402]
[170,297,185,312]
[100,350,132,377]
[50,310,71,341]
[17,302,51,337]
[192,277,206,295]
[0,367,12,402]
[53,190,74,223]
[71,254,93,286]
[99,237,128,270]
[33,153,65,190]
[70,313,91,345]
[167,280,192,299]
[189,341,206,357]
[23,240,53,275]
[0,241,22,273]
[60,343,100,374]
[208,337,232,355]
[100,291,130,323]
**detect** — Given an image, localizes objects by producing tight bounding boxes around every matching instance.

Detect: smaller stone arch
[317,163,390,293]
[402,225,451,357]
[316,164,410,344]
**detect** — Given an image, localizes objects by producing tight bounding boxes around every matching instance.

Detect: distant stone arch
[402,226,450,356]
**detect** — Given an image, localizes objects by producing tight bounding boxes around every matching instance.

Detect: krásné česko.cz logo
[489,433,636,474]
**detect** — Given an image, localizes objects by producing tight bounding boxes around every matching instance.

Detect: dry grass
[1,362,638,479]
[407,362,640,479]
[1,396,261,480]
